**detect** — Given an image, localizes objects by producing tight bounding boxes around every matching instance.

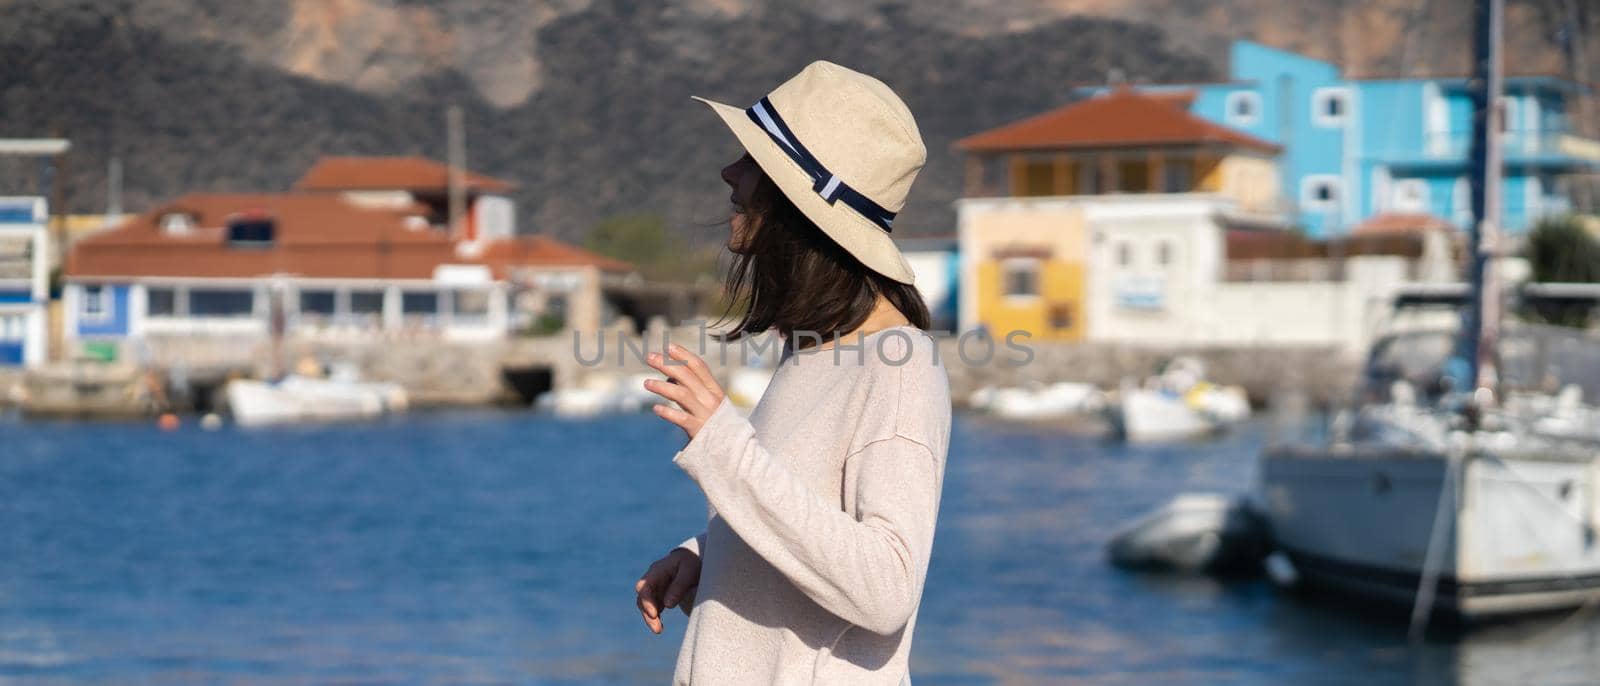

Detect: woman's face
[721,152,763,253]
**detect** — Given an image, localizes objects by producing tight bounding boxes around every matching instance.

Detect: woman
[633,61,951,685]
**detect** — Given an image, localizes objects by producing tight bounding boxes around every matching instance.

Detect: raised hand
[644,343,727,440]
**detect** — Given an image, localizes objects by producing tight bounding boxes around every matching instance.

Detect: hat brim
[692,95,916,285]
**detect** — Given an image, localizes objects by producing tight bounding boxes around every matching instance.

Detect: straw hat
[693,61,925,284]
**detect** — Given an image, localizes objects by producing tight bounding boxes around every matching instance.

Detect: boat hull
[1108,389,1217,442]
[1261,446,1600,618]
[226,377,407,427]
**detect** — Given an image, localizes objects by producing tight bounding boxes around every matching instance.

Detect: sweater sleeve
[671,397,941,636]
[673,531,707,558]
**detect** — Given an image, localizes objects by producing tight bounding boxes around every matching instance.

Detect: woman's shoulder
[862,327,944,385]
[850,327,949,452]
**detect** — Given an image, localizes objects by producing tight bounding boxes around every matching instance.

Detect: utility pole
[106,157,123,218]
[447,105,466,240]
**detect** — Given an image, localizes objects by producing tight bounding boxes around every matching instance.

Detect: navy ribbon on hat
[746,97,896,233]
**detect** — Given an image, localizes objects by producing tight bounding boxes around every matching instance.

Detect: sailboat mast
[1464,0,1504,403]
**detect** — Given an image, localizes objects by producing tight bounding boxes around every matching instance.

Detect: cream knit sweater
[667,326,950,685]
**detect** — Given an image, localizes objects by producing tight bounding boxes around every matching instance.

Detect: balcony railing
[1410,130,1600,161]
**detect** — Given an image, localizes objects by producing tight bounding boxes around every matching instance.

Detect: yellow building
[959,199,1089,341]
[954,88,1283,340]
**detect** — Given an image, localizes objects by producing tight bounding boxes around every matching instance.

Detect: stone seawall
[120,331,1364,411]
[935,338,1362,408]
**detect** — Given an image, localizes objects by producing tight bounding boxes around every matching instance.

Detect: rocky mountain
[1,0,1593,243]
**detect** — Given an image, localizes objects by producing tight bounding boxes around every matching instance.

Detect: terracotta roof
[956,88,1280,154]
[1145,90,1198,109]
[67,193,627,280]
[1350,212,1456,234]
[479,235,633,274]
[295,156,515,193]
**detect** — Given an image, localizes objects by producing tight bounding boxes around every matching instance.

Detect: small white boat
[1106,357,1250,442]
[968,381,1104,421]
[1107,493,1269,574]
[225,369,408,427]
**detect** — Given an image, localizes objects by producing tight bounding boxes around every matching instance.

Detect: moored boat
[1105,357,1250,442]
[1260,325,1600,620]
[225,368,408,427]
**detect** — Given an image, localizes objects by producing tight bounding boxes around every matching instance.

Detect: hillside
[1,0,1593,244]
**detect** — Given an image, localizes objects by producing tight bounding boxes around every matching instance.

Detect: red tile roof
[67,193,628,280]
[479,235,633,274]
[295,156,515,193]
[1145,90,1199,109]
[956,88,1281,154]
[1350,212,1456,234]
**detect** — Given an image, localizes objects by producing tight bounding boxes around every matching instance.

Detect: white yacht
[1261,322,1600,619]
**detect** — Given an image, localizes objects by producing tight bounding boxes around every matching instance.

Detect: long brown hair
[717,174,931,342]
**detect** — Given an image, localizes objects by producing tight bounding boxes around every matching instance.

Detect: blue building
[1081,40,1600,237]
[0,197,50,367]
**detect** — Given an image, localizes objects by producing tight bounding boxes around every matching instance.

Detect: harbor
[4,0,1600,682]
[4,410,1598,685]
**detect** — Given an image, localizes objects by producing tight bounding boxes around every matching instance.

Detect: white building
[1085,196,1459,353]
[0,197,50,367]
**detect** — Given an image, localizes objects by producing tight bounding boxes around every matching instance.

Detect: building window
[226,216,275,248]
[347,290,385,326]
[1453,177,1472,225]
[80,285,111,321]
[189,289,255,318]
[1312,87,1351,127]
[159,213,195,235]
[1001,258,1040,298]
[1049,303,1073,330]
[1156,241,1173,266]
[1116,241,1133,268]
[1392,178,1430,212]
[1019,160,1056,197]
[147,287,178,317]
[545,293,569,325]
[1301,175,1342,211]
[402,291,439,326]
[349,291,384,316]
[1225,91,1261,127]
[1162,163,1193,193]
[299,290,337,319]
[1077,161,1103,194]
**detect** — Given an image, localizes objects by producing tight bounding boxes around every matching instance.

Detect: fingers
[662,557,700,609]
[637,592,663,634]
[646,351,698,388]
[636,576,665,634]
[643,377,693,408]
[668,343,720,395]
[652,402,699,436]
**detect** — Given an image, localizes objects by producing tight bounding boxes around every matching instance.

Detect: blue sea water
[1,410,1596,685]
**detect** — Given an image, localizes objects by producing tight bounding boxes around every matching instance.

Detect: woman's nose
[720,162,740,188]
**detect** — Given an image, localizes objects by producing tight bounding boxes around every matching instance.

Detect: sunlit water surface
[1,410,1596,685]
